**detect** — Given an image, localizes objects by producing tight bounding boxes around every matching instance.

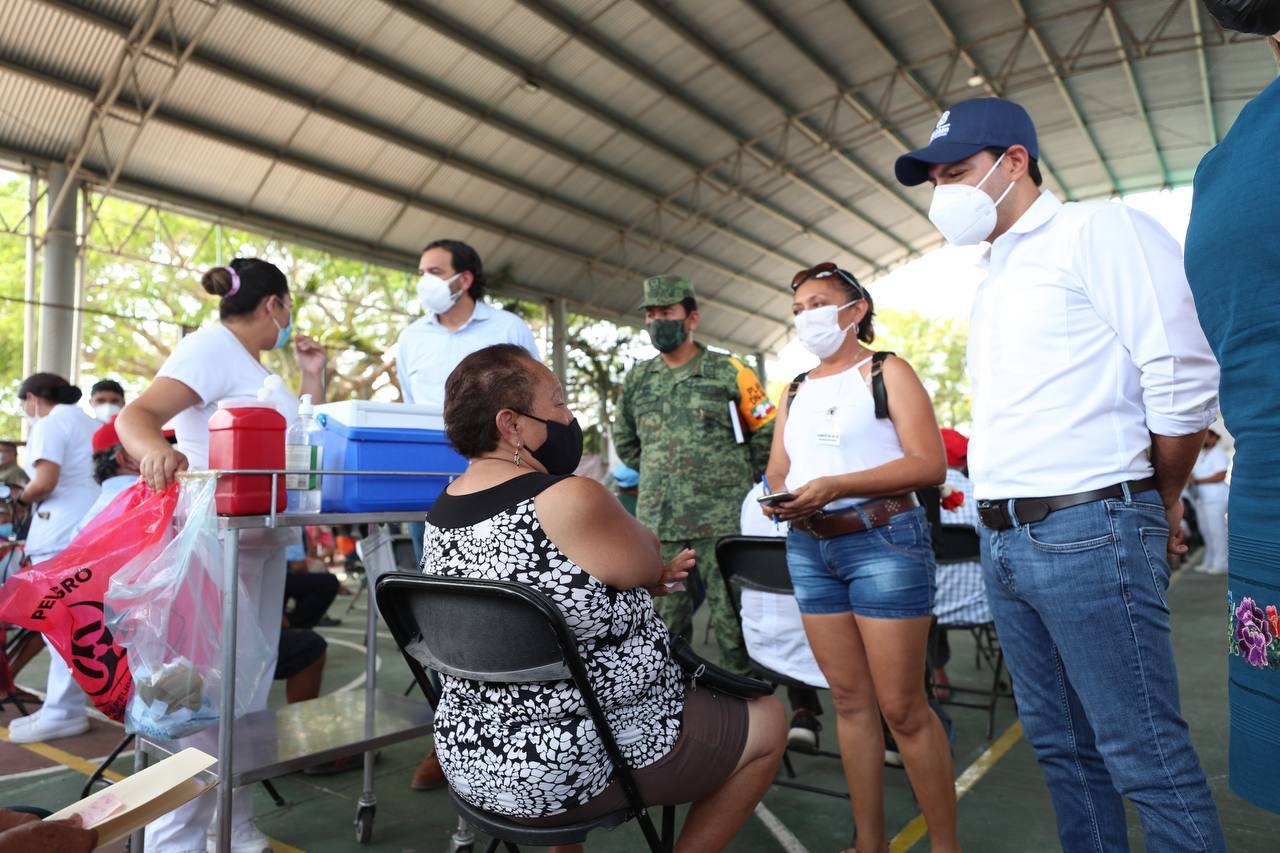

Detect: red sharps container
[208,398,287,515]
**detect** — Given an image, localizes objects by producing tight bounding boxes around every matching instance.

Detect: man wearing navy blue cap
[897,98,1226,851]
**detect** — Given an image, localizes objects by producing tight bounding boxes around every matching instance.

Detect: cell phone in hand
[756,490,796,506]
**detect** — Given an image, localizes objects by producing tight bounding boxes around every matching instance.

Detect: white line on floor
[755,801,811,853]
[322,637,381,694]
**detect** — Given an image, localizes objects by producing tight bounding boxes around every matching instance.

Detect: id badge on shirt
[816,408,841,446]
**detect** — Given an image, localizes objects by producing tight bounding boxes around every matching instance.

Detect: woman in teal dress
[1184,1,1280,815]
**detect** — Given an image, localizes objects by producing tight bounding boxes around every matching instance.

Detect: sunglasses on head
[791,262,866,298]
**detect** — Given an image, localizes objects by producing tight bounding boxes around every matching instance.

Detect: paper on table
[46,747,216,847]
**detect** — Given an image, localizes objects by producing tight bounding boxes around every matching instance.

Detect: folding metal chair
[931,524,1012,739]
[375,572,673,853]
[715,535,850,800]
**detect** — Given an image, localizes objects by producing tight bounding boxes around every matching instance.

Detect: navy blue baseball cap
[894,98,1039,187]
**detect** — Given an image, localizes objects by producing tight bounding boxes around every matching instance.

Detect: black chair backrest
[715,536,792,593]
[376,572,571,686]
[375,571,660,843]
[935,524,981,564]
[390,536,420,571]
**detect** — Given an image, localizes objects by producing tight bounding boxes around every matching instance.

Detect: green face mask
[646,318,688,353]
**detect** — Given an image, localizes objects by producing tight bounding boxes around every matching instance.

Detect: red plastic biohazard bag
[0,480,179,721]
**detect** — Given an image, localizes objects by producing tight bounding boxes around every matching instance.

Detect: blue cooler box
[315,416,465,513]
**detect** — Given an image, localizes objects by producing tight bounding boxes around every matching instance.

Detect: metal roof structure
[0,0,1274,354]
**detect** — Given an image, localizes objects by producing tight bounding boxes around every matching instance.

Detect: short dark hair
[680,296,697,314]
[93,448,120,485]
[91,379,125,399]
[0,440,17,453]
[443,344,540,458]
[424,239,488,300]
[18,373,81,405]
[985,145,1042,187]
[202,258,289,320]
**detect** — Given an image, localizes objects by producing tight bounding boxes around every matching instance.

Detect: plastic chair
[714,535,850,800]
[375,572,673,853]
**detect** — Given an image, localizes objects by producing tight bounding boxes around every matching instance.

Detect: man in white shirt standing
[394,238,540,792]
[1189,429,1230,575]
[395,239,541,413]
[895,98,1226,852]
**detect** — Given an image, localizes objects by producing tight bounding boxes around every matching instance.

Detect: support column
[69,191,89,385]
[550,297,568,389]
[754,351,768,387]
[22,167,38,380]
[37,164,78,378]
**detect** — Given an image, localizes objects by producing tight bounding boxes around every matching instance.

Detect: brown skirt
[513,685,751,826]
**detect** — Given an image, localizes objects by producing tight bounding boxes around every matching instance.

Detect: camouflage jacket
[615,346,776,540]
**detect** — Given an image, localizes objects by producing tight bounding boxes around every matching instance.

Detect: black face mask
[518,412,584,475]
[1203,0,1280,35]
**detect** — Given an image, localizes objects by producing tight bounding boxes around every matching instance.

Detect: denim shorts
[786,506,936,619]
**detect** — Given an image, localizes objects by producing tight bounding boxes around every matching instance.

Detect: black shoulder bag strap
[870,351,894,420]
[784,371,809,409]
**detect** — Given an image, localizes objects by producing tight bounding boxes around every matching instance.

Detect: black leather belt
[977,477,1159,532]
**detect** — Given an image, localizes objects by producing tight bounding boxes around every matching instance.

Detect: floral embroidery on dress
[1227,591,1280,669]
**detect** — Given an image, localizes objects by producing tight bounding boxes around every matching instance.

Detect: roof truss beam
[1101,1,1173,186]
[629,0,934,247]
[392,0,893,269]
[0,56,780,334]
[1008,0,1120,195]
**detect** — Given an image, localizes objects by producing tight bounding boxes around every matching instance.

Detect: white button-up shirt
[395,299,542,412]
[967,192,1219,500]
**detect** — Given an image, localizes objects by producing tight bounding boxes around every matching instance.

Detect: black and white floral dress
[421,473,686,819]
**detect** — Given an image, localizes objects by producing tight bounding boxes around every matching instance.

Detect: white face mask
[94,403,122,423]
[927,153,1015,246]
[794,301,857,359]
[417,272,462,315]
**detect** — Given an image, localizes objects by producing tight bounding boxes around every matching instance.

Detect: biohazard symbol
[68,600,126,698]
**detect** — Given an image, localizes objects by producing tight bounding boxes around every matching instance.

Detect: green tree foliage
[0,170,661,450]
[875,307,972,431]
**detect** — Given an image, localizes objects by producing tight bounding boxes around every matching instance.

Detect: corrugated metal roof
[0,0,1274,353]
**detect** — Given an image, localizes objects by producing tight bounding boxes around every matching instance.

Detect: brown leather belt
[976,476,1159,532]
[794,493,919,540]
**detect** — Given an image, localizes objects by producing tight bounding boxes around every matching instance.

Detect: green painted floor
[3,559,1279,852]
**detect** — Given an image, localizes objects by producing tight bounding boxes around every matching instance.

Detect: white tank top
[783,359,905,511]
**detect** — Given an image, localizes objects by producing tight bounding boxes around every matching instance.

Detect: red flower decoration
[940,486,965,511]
[1267,605,1280,641]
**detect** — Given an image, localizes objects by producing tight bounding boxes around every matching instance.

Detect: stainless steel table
[134,473,449,852]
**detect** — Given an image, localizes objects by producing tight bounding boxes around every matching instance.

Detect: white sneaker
[1203,565,1229,575]
[7,713,89,743]
[7,710,42,731]
[206,821,273,853]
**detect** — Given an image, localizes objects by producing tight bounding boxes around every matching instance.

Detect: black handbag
[667,634,774,699]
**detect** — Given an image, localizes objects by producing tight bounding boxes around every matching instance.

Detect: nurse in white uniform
[9,373,100,744]
[117,258,326,853]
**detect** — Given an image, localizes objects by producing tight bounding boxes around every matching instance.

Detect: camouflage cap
[640,274,695,308]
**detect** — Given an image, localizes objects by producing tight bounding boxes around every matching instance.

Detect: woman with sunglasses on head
[115,258,326,853]
[762,263,957,853]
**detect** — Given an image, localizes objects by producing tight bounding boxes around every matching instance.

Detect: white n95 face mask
[94,403,122,423]
[927,153,1014,246]
[417,272,462,314]
[794,301,857,359]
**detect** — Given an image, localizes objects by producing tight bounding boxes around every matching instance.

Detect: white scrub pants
[144,532,288,851]
[1198,497,1229,571]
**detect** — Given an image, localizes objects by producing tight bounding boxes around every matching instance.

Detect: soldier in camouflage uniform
[615,274,776,674]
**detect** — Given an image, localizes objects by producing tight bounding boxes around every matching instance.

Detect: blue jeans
[980,487,1225,852]
[786,506,935,618]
